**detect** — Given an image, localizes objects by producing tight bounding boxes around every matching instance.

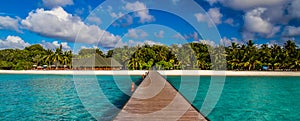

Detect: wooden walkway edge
[113,71,208,121]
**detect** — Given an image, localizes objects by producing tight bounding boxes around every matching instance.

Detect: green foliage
[78,48,104,58]
[0,61,14,70]
[0,44,72,70]
[106,50,114,58]
[108,40,300,71]
[0,40,299,71]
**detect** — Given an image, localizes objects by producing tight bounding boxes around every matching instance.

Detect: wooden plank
[113,71,208,121]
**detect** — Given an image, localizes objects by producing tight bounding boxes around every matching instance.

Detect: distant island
[0,40,299,71]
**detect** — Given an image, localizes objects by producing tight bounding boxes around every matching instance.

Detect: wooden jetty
[113,71,208,121]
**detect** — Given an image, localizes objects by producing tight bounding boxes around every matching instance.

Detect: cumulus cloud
[0,16,20,32]
[195,13,206,22]
[80,45,98,50]
[21,7,121,48]
[208,8,223,24]
[199,40,216,46]
[218,0,285,10]
[125,1,154,23]
[42,0,73,8]
[244,8,280,39]
[0,36,30,50]
[220,37,243,46]
[143,40,162,46]
[125,29,148,39]
[106,5,133,27]
[127,40,162,46]
[282,26,300,37]
[172,33,185,40]
[195,8,223,26]
[224,18,238,26]
[87,14,102,25]
[183,32,199,41]
[154,30,164,38]
[112,15,133,27]
[40,40,71,50]
[244,8,272,34]
[289,0,300,18]
[207,0,218,6]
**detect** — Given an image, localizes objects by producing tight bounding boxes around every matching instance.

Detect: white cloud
[87,14,102,25]
[123,40,162,47]
[112,15,133,27]
[206,0,218,6]
[242,31,255,41]
[0,16,20,32]
[244,8,280,38]
[208,8,223,24]
[173,33,185,40]
[42,0,73,8]
[219,0,285,10]
[195,8,223,26]
[244,8,271,34]
[224,18,236,26]
[106,5,133,27]
[40,40,71,50]
[220,37,232,46]
[183,32,199,41]
[143,40,162,46]
[0,36,30,50]
[199,40,216,46]
[195,13,207,22]
[282,26,300,37]
[220,37,243,46]
[289,0,300,18]
[125,1,154,23]
[154,30,164,38]
[21,7,121,48]
[267,26,281,38]
[125,29,148,39]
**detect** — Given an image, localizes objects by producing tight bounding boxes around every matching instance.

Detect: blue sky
[0,0,299,52]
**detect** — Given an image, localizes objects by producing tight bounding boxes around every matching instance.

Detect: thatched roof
[72,54,122,68]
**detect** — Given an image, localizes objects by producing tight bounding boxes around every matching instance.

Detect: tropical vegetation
[0,40,299,71]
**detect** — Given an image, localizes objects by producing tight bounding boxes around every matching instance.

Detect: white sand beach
[1,70,300,76]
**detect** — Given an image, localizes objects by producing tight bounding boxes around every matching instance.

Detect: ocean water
[0,74,142,121]
[166,76,300,121]
[1,74,299,121]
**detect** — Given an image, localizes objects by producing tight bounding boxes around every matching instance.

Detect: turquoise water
[1,74,299,121]
[166,76,300,121]
[0,74,142,121]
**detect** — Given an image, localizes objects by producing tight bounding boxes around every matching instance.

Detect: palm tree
[42,49,54,69]
[211,46,226,70]
[52,45,63,69]
[259,44,271,69]
[33,54,42,66]
[128,57,141,70]
[227,42,241,70]
[270,44,283,70]
[283,40,297,70]
[61,51,72,69]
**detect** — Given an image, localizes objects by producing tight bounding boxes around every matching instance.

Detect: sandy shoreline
[1,70,300,76]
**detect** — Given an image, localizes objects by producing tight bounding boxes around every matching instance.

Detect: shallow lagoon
[167,76,300,121]
[0,74,299,120]
[0,74,142,121]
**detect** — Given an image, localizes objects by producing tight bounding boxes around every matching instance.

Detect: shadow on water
[98,75,143,120]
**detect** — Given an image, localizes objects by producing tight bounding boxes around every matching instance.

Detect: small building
[72,54,122,70]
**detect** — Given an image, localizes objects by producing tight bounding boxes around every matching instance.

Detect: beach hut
[72,54,122,70]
